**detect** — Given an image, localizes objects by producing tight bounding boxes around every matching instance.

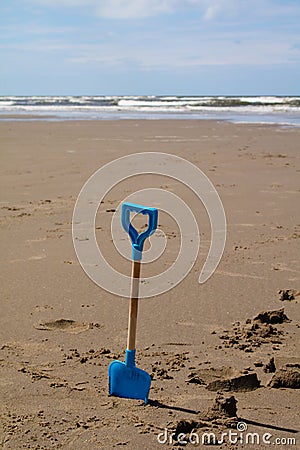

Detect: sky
[1,0,300,95]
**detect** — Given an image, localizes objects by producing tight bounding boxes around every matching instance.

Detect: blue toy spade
[108,202,158,404]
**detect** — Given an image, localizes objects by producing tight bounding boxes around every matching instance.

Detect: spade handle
[127,260,141,351]
[121,202,158,261]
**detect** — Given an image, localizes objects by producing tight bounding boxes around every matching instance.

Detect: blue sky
[1,0,300,95]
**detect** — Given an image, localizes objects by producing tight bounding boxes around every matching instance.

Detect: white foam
[0,95,299,126]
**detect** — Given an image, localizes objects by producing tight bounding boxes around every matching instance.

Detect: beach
[0,119,299,449]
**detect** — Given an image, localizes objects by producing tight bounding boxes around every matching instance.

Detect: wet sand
[0,120,299,448]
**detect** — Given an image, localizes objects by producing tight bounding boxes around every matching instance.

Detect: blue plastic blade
[108,351,151,404]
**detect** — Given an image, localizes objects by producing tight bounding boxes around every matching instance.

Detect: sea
[0,95,300,126]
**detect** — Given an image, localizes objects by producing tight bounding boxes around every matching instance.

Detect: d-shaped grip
[121,202,158,261]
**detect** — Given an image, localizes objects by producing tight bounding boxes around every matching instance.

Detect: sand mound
[218,308,290,352]
[253,308,290,324]
[263,357,276,373]
[268,364,300,389]
[187,366,260,392]
[172,394,238,444]
[278,289,299,301]
[204,394,238,419]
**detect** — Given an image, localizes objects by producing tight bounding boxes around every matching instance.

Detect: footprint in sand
[34,319,96,334]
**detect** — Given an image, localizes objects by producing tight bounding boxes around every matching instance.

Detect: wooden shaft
[127,260,141,351]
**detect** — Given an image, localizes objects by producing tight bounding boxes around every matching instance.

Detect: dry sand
[0,119,299,449]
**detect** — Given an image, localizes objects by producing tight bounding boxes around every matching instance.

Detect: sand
[0,119,299,449]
